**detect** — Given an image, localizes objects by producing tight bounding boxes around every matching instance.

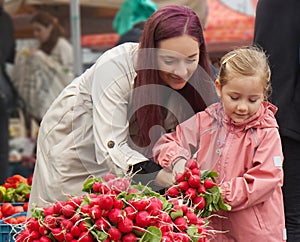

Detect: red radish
[185,187,197,199]
[188,174,201,188]
[118,217,133,233]
[39,225,49,236]
[122,232,138,241]
[124,206,137,220]
[95,217,109,231]
[178,181,189,191]
[99,194,114,210]
[29,230,40,239]
[78,221,89,232]
[186,211,198,224]
[175,172,185,182]
[174,217,188,231]
[108,227,122,241]
[39,236,52,242]
[193,196,206,210]
[108,208,123,223]
[113,198,124,209]
[204,179,217,189]
[80,204,90,214]
[78,232,94,242]
[61,219,74,231]
[191,167,201,176]
[166,187,179,197]
[70,225,81,237]
[26,218,40,231]
[65,232,73,242]
[161,236,172,242]
[185,159,198,170]
[62,204,76,218]
[51,228,65,241]
[197,185,206,194]
[53,201,65,214]
[92,181,102,192]
[103,173,116,182]
[130,199,149,211]
[135,211,151,227]
[70,212,81,223]
[147,197,163,215]
[43,206,55,216]
[43,215,57,229]
[88,206,102,220]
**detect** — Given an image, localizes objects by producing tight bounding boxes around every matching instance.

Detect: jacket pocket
[253,205,267,231]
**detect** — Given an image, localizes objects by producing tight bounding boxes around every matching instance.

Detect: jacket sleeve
[153,113,201,169]
[90,46,149,171]
[221,127,284,211]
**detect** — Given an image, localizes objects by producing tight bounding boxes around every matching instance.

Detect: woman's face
[32,22,53,43]
[157,34,200,90]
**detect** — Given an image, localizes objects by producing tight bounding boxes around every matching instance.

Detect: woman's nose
[173,62,188,78]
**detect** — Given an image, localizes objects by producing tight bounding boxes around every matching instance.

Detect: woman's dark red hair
[130,5,212,149]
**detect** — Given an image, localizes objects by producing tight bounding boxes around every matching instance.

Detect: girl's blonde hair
[218,46,271,100]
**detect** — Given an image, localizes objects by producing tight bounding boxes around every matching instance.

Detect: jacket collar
[206,101,278,130]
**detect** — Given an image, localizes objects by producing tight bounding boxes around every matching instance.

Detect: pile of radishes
[165,159,231,218]
[16,161,230,241]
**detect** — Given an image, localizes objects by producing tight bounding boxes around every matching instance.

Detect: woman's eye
[185,59,197,64]
[163,60,175,65]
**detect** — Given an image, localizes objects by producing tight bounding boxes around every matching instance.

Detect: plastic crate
[0,223,23,242]
[0,212,27,242]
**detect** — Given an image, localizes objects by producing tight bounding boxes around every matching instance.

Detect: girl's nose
[237,102,248,112]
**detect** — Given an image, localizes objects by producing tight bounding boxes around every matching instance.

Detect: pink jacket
[153,102,286,241]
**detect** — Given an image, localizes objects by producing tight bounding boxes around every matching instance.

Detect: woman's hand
[154,169,174,188]
[154,159,187,188]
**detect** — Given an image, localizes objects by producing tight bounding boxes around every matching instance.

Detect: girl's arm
[221,128,284,211]
[153,113,202,170]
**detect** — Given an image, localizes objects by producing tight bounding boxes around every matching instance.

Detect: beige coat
[28,43,150,213]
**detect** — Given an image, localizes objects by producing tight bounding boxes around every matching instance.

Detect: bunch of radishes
[16,174,211,241]
[165,159,231,218]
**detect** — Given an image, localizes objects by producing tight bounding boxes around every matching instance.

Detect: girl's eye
[230,96,239,101]
[249,99,258,103]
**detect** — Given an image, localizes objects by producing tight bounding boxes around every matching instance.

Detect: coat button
[107,140,115,148]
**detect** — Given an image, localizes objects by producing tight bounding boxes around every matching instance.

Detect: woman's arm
[91,45,149,171]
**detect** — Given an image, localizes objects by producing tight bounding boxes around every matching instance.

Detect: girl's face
[157,34,200,90]
[215,75,264,123]
[32,22,52,43]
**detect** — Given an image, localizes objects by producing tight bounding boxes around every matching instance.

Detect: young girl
[153,46,286,241]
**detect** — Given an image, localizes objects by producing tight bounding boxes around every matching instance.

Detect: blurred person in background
[0,0,17,183]
[254,0,300,240]
[12,11,74,123]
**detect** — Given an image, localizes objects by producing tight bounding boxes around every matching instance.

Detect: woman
[28,5,217,214]
[12,11,73,122]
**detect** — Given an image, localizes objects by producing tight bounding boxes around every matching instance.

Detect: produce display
[0,174,32,203]
[15,159,231,241]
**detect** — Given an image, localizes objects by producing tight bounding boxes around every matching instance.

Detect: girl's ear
[215,79,222,98]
